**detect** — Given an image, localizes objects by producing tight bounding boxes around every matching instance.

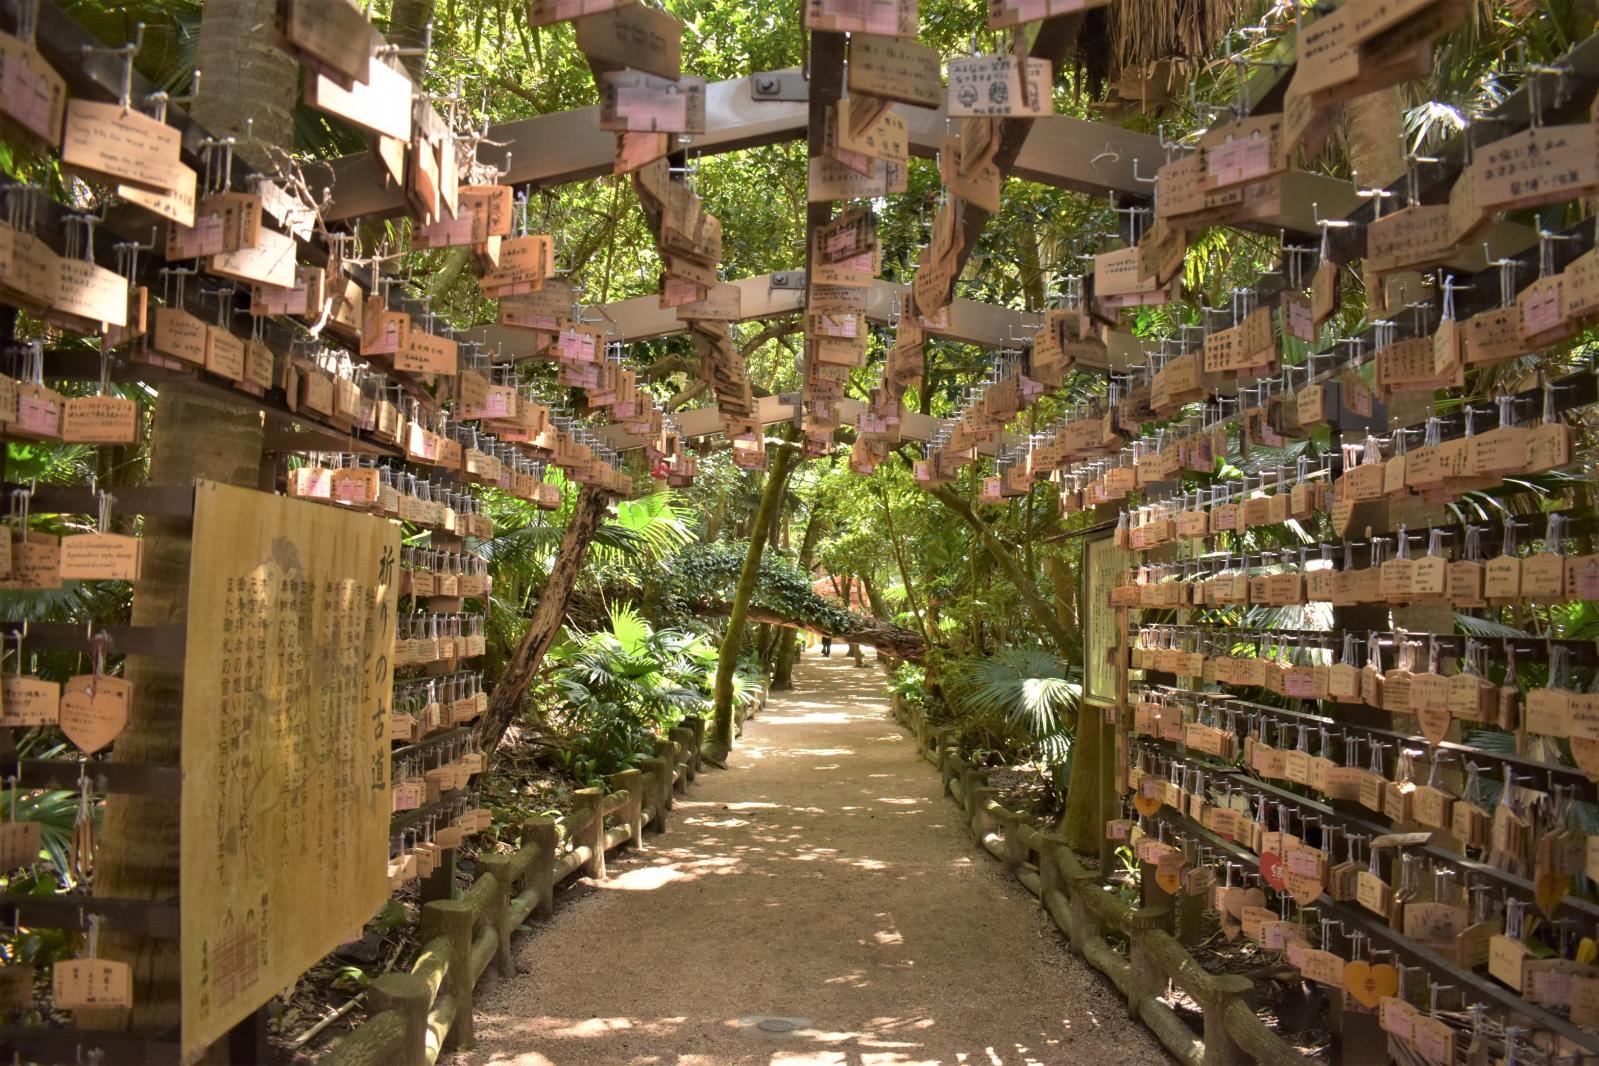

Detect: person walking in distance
[821,634,832,657]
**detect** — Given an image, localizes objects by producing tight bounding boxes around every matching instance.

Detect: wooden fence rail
[890,694,1313,1066]
[320,713,713,1066]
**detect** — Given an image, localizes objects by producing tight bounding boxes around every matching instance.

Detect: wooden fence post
[1125,909,1169,1018]
[638,756,669,831]
[669,726,694,790]
[418,845,456,903]
[419,900,478,1049]
[477,854,516,979]
[1200,975,1255,1066]
[610,767,645,848]
[575,787,607,879]
[366,973,430,1066]
[654,737,680,810]
[526,813,558,920]
[685,715,705,775]
[1066,868,1103,955]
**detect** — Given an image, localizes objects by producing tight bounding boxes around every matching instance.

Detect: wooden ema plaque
[180,482,399,1061]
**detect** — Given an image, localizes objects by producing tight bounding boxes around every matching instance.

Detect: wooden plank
[180,482,399,1063]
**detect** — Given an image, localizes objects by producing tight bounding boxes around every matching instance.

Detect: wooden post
[669,725,694,789]
[1002,810,1032,873]
[638,756,669,831]
[654,737,679,811]
[419,900,477,1049]
[1066,868,1103,956]
[686,714,705,775]
[419,845,456,903]
[526,814,558,919]
[1124,908,1170,1018]
[1199,974,1255,1066]
[610,767,645,848]
[367,973,431,1066]
[575,787,606,879]
[477,854,516,979]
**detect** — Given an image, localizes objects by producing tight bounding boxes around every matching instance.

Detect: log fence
[891,693,1314,1066]
[318,714,713,1066]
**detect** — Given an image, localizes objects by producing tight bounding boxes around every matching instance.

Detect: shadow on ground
[451,650,1173,1066]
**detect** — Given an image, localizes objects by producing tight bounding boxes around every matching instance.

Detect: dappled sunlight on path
[451,650,1174,1066]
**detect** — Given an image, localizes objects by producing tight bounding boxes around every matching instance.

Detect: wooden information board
[180,482,399,1062]
[1083,533,1130,707]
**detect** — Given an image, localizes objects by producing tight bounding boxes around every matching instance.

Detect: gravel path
[452,648,1175,1065]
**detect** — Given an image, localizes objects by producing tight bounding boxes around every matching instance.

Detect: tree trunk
[477,485,610,754]
[755,623,777,673]
[191,0,299,171]
[695,603,926,662]
[861,573,887,618]
[1058,700,1107,855]
[387,0,438,79]
[709,444,798,757]
[773,507,826,689]
[878,489,929,643]
[771,631,800,689]
[85,385,264,1043]
[87,3,296,1035]
[928,483,1073,655]
[1046,551,1080,661]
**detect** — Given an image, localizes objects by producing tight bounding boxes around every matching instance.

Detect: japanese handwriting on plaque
[599,72,707,134]
[179,483,398,1060]
[805,0,918,36]
[946,56,1051,118]
[847,35,941,107]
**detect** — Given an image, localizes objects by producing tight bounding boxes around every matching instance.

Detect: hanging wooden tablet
[53,955,132,1010]
[805,0,918,36]
[62,394,137,446]
[0,663,55,727]
[988,0,1110,27]
[306,53,413,142]
[946,55,1050,118]
[1199,114,1284,191]
[0,28,66,150]
[576,4,682,80]
[61,99,185,193]
[59,673,131,754]
[847,34,941,107]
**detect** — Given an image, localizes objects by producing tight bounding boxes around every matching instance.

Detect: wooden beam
[463,274,1044,355]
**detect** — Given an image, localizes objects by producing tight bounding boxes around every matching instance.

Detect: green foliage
[545,603,756,786]
[937,647,1081,804]
[888,662,928,706]
[651,542,855,634]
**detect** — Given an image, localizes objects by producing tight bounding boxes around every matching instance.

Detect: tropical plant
[543,603,756,785]
[942,646,1082,805]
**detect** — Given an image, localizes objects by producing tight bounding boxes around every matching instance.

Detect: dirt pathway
[453,648,1173,1066]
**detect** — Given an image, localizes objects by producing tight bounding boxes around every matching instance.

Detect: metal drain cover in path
[738,1015,811,1035]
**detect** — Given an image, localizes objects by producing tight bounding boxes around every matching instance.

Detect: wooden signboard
[180,482,398,1063]
[1083,533,1130,707]
[946,55,1050,117]
[575,4,682,80]
[847,35,942,108]
[805,0,918,36]
[599,72,707,134]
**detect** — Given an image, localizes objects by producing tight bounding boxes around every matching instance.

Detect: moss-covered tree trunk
[772,507,825,689]
[1058,701,1110,856]
[709,444,798,757]
[477,485,610,754]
